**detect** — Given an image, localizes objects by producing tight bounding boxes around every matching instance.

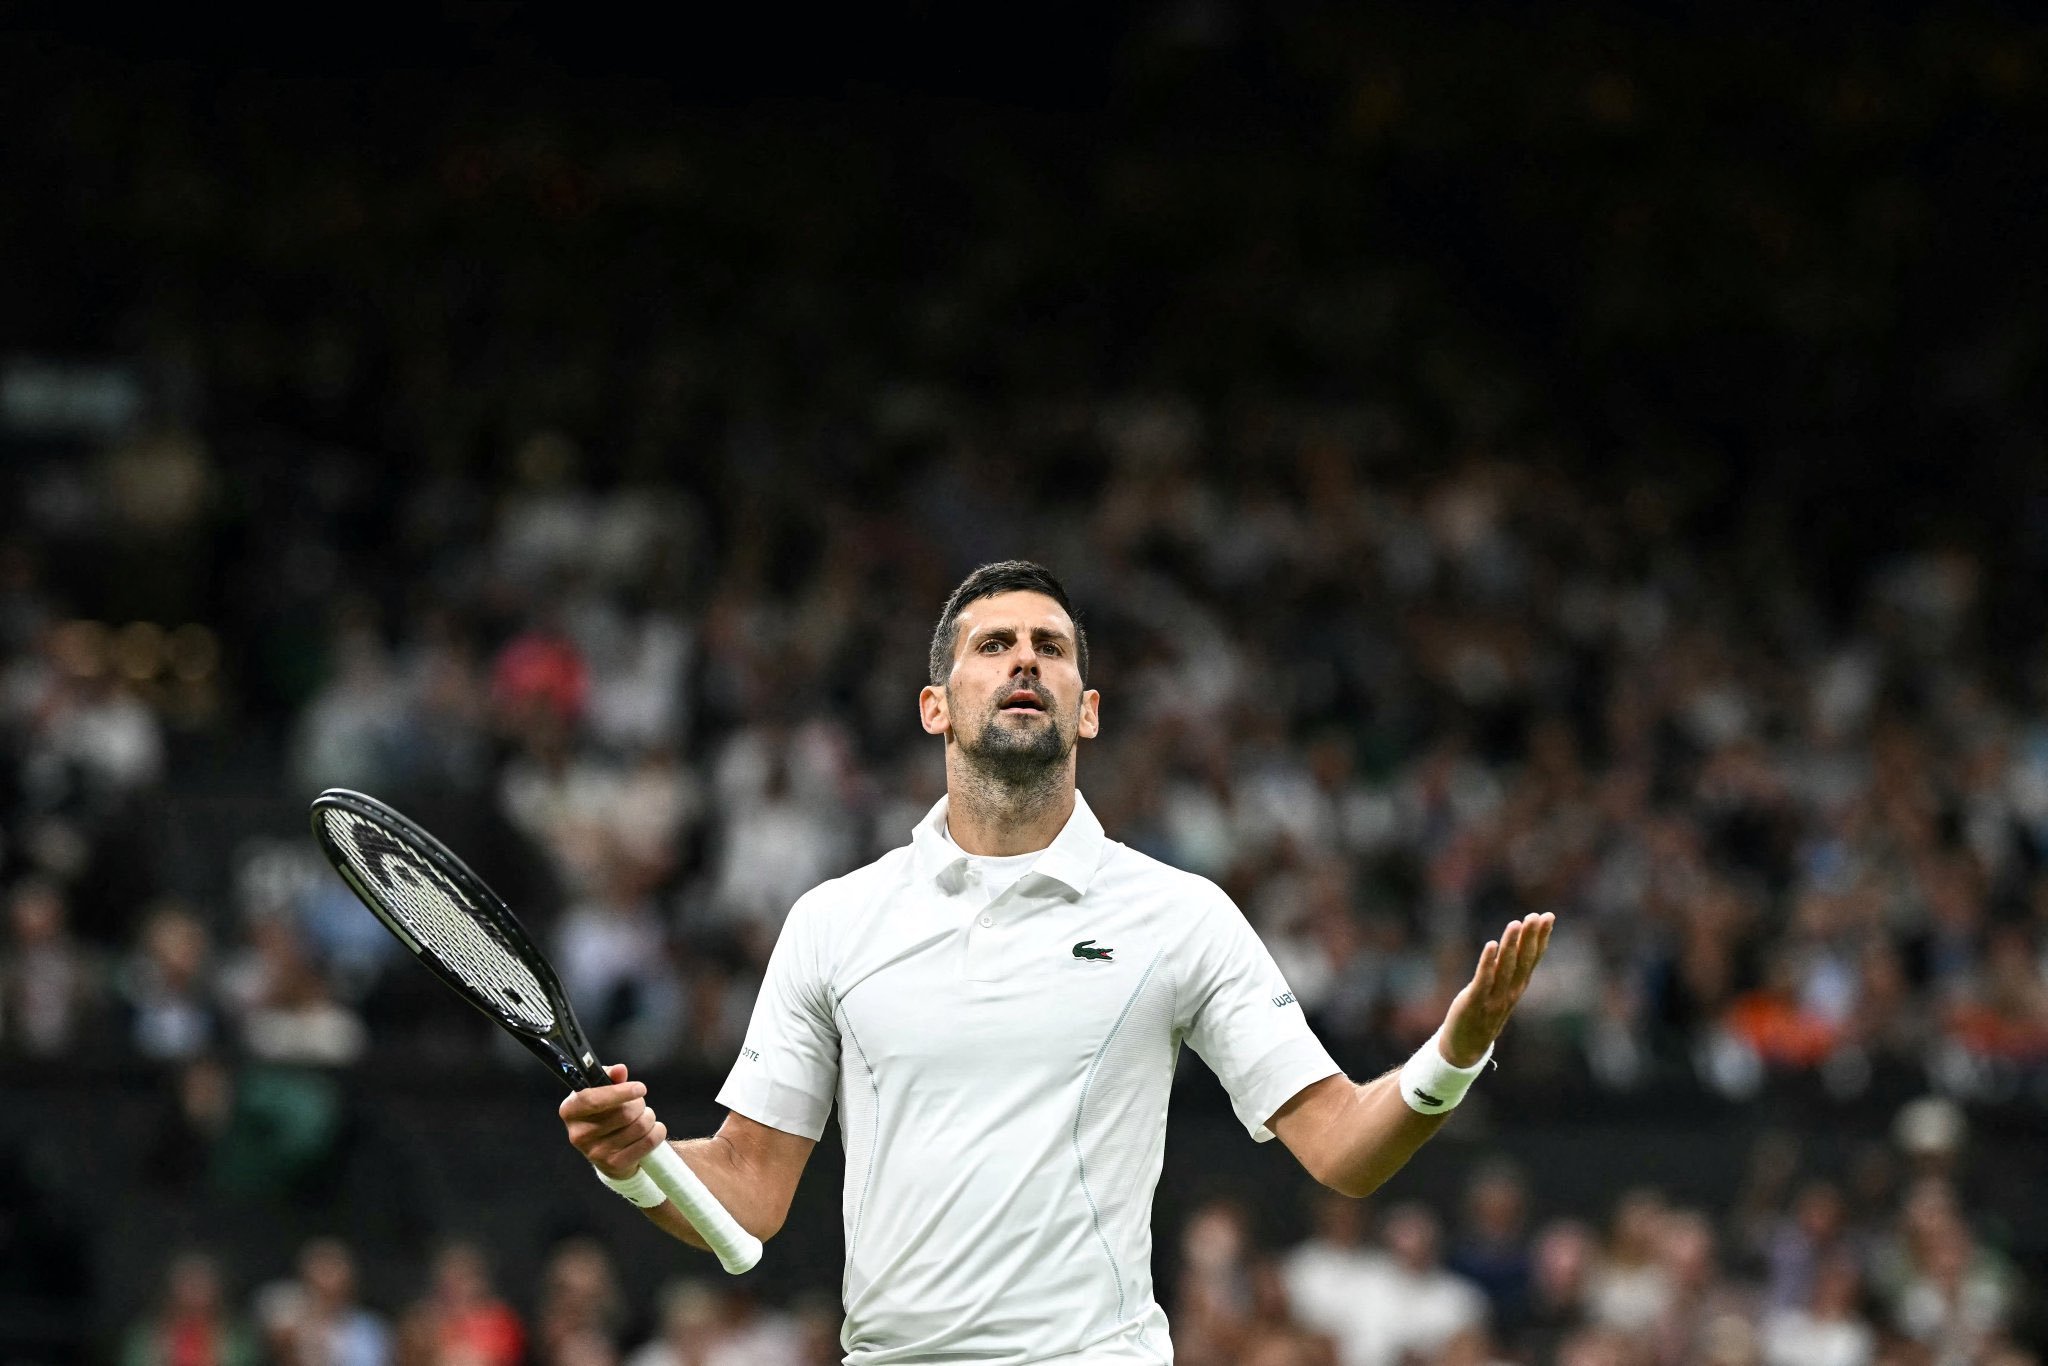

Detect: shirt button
[978,914,994,928]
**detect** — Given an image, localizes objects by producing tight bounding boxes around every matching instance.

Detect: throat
[944,770,1073,856]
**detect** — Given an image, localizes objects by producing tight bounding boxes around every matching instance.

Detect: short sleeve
[1181,887,1341,1142]
[715,887,840,1140]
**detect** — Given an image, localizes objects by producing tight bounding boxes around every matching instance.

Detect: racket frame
[308,787,763,1274]
[310,787,607,1091]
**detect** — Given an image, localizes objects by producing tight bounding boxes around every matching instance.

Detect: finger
[560,1082,645,1122]
[1495,921,1524,985]
[607,1062,629,1084]
[1509,914,1540,967]
[584,1106,658,1158]
[559,1079,647,1120]
[1509,914,1553,990]
[593,1118,669,1174]
[616,1119,671,1169]
[578,1098,649,1143]
[1473,938,1501,992]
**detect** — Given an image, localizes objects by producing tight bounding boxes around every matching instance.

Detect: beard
[950,685,1075,789]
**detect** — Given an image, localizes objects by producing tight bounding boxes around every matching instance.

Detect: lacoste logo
[1411,1089,1445,1108]
[1072,939,1115,962]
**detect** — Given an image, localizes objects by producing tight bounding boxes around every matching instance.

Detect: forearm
[1284,1068,1453,1199]
[638,1132,789,1251]
[1276,913,1550,1199]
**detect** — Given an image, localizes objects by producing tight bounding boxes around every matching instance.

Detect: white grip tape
[640,1141,764,1275]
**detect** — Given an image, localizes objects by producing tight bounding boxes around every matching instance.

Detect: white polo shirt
[717,790,1340,1365]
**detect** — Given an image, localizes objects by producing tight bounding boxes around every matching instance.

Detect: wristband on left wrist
[1398,1028,1494,1115]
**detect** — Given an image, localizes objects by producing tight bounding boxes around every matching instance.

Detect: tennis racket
[308,787,762,1274]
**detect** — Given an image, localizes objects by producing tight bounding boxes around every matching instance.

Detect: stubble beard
[949,686,1075,816]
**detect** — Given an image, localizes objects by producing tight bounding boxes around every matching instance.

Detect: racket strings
[319,807,556,1032]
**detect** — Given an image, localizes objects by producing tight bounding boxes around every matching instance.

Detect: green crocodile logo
[1072,939,1115,962]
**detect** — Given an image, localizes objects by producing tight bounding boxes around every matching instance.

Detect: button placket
[964,885,1025,982]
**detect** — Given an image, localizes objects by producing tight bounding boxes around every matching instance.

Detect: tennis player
[561,560,1553,1364]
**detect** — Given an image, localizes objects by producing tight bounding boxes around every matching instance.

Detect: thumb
[605,1062,630,1084]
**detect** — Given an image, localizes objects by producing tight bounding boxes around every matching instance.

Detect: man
[1306,1203,1489,1366]
[561,560,1554,1365]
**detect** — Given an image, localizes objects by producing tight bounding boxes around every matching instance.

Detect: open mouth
[1000,690,1047,715]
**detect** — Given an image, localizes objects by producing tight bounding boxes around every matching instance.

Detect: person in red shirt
[120,1251,257,1366]
[405,1241,524,1366]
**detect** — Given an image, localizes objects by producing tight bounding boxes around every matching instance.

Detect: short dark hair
[928,560,1089,684]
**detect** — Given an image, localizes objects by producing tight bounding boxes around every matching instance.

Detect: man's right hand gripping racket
[309,788,762,1274]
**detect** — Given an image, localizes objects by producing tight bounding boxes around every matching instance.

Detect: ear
[919,683,950,737]
[1077,688,1101,740]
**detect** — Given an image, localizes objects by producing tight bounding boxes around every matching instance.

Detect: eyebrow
[966,624,1074,646]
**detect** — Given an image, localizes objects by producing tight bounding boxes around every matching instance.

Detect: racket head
[309,788,608,1091]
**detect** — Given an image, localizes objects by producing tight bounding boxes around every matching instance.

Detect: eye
[1040,642,1063,656]
[979,638,1006,653]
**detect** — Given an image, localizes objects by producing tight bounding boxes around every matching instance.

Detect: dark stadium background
[3,3,2046,1363]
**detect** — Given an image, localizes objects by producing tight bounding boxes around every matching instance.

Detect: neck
[944,755,1076,856]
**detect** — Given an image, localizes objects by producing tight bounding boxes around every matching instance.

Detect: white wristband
[1399,1028,1493,1114]
[596,1164,668,1208]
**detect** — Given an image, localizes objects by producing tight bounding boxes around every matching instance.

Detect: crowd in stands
[121,1235,840,1366]
[3,4,2046,1361]
[118,1105,2036,1366]
[11,439,2048,1107]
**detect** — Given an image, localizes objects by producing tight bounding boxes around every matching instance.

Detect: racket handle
[639,1140,764,1275]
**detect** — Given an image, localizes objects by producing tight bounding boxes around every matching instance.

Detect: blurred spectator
[491,626,590,742]
[1942,926,2048,1075]
[1171,1197,1257,1366]
[117,899,225,1063]
[1283,1189,1385,1348]
[555,850,685,1064]
[208,1064,349,1199]
[255,1238,392,1366]
[1241,1256,1337,1366]
[33,651,166,799]
[1647,1209,1753,1366]
[1517,1220,1601,1364]
[683,1284,802,1366]
[704,738,854,954]
[621,1281,801,1366]
[1887,1184,2019,1360]
[1298,1202,1488,1366]
[222,916,367,1067]
[1760,1252,1876,1366]
[293,606,412,796]
[1590,1188,1674,1336]
[1760,1181,1851,1314]
[1447,1160,1534,1333]
[119,1251,258,1366]
[0,877,102,1056]
[401,1241,524,1366]
[533,1237,627,1364]
[623,1281,720,1366]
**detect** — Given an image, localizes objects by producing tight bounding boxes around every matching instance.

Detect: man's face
[920,590,1099,775]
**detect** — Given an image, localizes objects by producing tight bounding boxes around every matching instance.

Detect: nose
[1010,646,1040,677]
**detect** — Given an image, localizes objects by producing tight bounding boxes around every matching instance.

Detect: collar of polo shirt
[908,790,1108,898]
